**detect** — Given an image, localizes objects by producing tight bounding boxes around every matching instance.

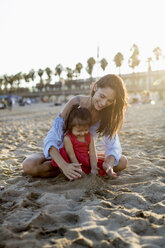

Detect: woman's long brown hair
[91,74,128,138]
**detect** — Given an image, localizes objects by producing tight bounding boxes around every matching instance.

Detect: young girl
[51,105,113,178]
[23,74,128,180]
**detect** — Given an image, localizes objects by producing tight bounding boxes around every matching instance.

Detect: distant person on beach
[132,91,141,104]
[141,90,152,104]
[23,74,128,180]
[7,95,12,110]
[51,104,117,178]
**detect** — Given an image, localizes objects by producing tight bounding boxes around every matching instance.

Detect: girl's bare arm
[63,135,80,164]
[89,135,98,174]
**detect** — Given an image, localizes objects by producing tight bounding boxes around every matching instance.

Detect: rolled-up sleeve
[103,133,122,166]
[44,114,65,159]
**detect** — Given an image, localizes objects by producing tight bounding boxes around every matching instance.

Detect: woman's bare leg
[22,153,61,177]
[113,155,128,173]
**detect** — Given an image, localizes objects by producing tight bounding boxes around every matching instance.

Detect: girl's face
[72,124,89,138]
[92,86,116,111]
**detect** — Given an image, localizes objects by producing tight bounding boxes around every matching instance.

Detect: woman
[23,74,128,180]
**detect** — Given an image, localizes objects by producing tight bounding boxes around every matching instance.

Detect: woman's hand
[61,163,82,180]
[103,155,117,179]
[49,146,82,181]
[103,164,117,179]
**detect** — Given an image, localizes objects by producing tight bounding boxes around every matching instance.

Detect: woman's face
[92,86,116,111]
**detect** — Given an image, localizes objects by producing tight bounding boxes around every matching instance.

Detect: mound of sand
[0,101,165,247]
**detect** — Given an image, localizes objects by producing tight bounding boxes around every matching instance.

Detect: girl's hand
[61,163,82,180]
[91,167,98,175]
[103,162,117,179]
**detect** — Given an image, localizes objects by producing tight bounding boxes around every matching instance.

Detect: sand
[0,101,165,248]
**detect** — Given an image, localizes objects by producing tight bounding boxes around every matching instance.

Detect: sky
[0,0,165,78]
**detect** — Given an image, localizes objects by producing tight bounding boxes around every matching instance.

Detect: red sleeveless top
[51,132,106,176]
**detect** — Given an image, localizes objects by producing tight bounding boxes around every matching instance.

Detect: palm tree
[100,58,108,72]
[75,63,83,78]
[3,74,9,92]
[113,52,124,75]
[28,69,35,82]
[146,57,152,90]
[65,67,74,89]
[23,73,30,83]
[153,47,162,70]
[0,77,3,92]
[45,67,52,80]
[37,69,44,91]
[128,44,140,87]
[86,57,96,78]
[45,67,52,90]
[7,75,15,93]
[128,44,140,72]
[153,47,162,61]
[22,72,32,92]
[37,68,44,80]
[55,64,63,82]
[66,67,74,79]
[14,72,23,90]
[26,69,36,90]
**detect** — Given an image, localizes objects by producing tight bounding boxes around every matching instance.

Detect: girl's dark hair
[64,104,91,133]
[91,74,128,138]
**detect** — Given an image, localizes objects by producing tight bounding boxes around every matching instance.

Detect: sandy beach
[0,101,165,248]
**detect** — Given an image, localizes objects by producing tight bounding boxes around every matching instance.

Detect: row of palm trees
[0,44,163,94]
